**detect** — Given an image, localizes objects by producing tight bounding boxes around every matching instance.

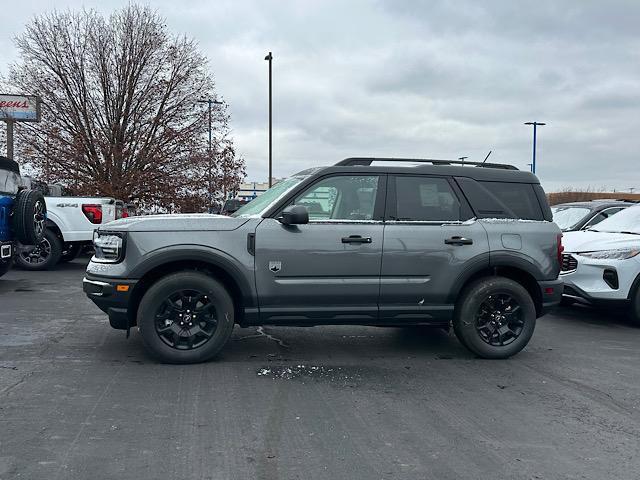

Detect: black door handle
[444,236,473,246]
[342,235,372,244]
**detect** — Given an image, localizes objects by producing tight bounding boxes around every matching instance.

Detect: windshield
[232,176,306,217]
[589,204,640,234]
[551,206,591,230]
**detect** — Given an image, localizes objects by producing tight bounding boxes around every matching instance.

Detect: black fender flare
[129,245,257,308]
[447,251,546,304]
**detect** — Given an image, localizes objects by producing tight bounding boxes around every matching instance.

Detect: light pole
[264,51,273,188]
[524,121,546,175]
[198,98,223,212]
[458,156,468,165]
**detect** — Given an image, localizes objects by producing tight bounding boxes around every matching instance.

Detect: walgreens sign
[0,94,40,122]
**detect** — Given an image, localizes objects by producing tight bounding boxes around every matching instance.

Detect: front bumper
[538,278,563,315]
[83,274,138,330]
[560,253,640,303]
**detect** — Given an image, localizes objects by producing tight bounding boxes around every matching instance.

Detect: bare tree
[5,5,245,210]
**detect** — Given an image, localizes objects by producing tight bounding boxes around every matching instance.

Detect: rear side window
[391,176,466,221]
[479,181,544,220]
[455,177,545,220]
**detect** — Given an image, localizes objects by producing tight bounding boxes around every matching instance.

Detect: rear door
[379,174,489,322]
[254,174,385,323]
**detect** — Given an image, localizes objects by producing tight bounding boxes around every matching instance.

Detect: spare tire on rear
[11,189,47,245]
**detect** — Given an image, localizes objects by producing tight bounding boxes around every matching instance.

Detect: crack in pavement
[237,326,289,348]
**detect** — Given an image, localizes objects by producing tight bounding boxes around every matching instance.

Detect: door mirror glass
[279,205,309,225]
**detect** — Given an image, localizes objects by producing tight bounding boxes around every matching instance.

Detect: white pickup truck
[16,196,128,270]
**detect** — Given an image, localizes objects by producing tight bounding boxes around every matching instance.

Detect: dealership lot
[1,259,640,480]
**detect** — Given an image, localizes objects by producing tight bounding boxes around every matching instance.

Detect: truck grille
[561,254,578,272]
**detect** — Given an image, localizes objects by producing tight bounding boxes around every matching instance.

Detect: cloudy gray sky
[2,0,639,191]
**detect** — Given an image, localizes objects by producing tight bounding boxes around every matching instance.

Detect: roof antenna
[482,150,492,164]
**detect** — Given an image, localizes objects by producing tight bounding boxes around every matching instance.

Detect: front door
[380,174,489,322]
[255,174,385,324]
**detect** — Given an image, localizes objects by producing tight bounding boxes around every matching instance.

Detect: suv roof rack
[335,157,518,170]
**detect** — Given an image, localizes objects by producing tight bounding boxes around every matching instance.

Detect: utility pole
[198,98,223,212]
[524,121,546,175]
[265,51,273,188]
[5,121,14,159]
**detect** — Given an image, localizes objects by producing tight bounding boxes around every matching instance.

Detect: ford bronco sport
[83,158,563,363]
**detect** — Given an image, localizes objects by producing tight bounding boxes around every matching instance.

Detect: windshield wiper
[620,231,640,235]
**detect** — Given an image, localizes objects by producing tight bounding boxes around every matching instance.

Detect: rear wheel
[453,277,536,359]
[137,271,235,364]
[15,229,62,271]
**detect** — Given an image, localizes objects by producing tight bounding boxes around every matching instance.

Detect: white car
[16,196,122,270]
[561,204,640,324]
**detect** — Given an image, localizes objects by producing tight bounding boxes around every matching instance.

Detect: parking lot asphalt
[1,259,640,480]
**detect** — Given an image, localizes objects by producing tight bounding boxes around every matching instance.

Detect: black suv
[84,158,563,363]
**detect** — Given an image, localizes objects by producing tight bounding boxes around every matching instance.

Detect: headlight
[93,230,126,263]
[577,248,640,260]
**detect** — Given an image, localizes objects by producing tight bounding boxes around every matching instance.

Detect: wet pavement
[1,258,640,479]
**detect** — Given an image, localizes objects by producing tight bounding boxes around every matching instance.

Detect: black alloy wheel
[475,293,524,347]
[453,276,536,359]
[155,289,219,350]
[137,271,235,364]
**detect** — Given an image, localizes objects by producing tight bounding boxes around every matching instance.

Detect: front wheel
[453,277,536,359]
[137,271,235,364]
[15,229,62,271]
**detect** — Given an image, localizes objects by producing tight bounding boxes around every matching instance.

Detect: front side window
[393,176,462,221]
[293,175,379,221]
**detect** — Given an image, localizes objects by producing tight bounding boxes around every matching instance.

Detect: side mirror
[279,205,309,225]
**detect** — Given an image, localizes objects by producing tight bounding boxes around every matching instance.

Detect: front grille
[561,254,578,272]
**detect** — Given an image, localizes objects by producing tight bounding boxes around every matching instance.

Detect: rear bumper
[83,274,138,330]
[0,241,13,260]
[538,278,563,315]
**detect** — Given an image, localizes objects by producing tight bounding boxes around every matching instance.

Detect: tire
[60,243,81,263]
[15,229,62,271]
[453,277,536,359]
[0,260,11,278]
[628,286,640,327]
[11,189,47,245]
[137,271,235,364]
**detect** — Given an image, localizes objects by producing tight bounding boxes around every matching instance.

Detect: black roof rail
[335,157,518,170]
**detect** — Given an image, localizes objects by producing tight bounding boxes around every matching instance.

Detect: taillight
[82,204,103,224]
[122,208,129,218]
[557,234,564,266]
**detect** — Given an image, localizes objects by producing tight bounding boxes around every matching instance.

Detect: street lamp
[524,121,546,175]
[265,51,273,188]
[527,163,533,172]
[458,156,468,165]
[198,98,223,212]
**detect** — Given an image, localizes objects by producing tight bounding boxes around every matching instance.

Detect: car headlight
[93,230,126,263]
[577,248,640,260]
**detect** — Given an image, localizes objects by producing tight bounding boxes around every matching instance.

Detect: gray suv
[83,158,563,363]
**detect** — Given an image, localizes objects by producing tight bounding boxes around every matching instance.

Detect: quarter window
[393,176,462,221]
[293,175,379,221]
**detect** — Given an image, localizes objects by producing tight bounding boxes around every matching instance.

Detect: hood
[563,230,640,253]
[100,213,250,232]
